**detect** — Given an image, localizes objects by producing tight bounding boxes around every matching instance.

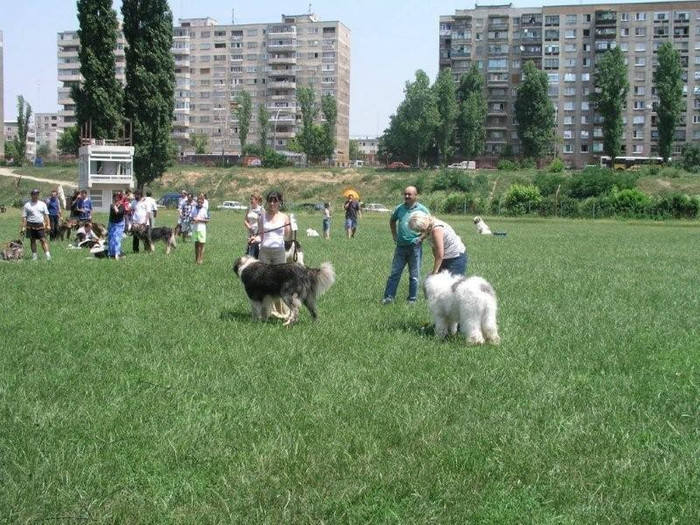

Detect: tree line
[379,41,685,167]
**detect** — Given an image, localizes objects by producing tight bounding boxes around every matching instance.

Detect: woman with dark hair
[108,192,127,259]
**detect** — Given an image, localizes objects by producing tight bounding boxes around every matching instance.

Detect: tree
[349,139,360,161]
[13,95,32,164]
[433,68,458,166]
[320,93,338,161]
[457,64,487,159]
[235,90,252,150]
[296,86,336,163]
[4,141,17,161]
[191,133,208,154]
[515,61,556,161]
[58,125,80,156]
[654,41,684,162]
[591,47,629,159]
[380,70,439,166]
[258,103,269,150]
[72,0,123,140]
[122,0,176,190]
[37,144,52,159]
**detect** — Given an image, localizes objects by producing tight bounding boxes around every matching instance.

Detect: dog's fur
[423,271,500,345]
[284,239,304,265]
[473,216,492,235]
[57,219,79,241]
[306,228,320,237]
[1,239,24,261]
[233,255,334,325]
[130,224,177,254]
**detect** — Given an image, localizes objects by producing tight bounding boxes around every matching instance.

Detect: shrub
[681,142,700,172]
[533,171,566,196]
[548,158,565,173]
[431,170,473,192]
[610,188,651,216]
[262,149,289,168]
[519,158,536,170]
[660,167,681,179]
[497,159,518,171]
[566,166,638,199]
[657,193,700,219]
[502,183,542,215]
[442,192,472,214]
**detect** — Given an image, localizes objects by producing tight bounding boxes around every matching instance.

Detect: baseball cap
[31,189,40,195]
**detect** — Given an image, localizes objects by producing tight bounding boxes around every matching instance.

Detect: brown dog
[57,219,79,241]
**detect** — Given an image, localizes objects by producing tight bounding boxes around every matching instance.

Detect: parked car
[447,161,476,170]
[157,193,181,209]
[387,161,411,170]
[296,202,325,212]
[217,200,247,211]
[363,203,391,213]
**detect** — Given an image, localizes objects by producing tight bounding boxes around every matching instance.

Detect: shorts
[26,222,46,240]
[193,229,206,243]
[345,218,357,230]
[323,218,331,232]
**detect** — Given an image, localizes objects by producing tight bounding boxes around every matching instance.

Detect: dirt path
[0,167,78,187]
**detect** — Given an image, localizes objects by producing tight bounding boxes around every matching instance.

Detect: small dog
[473,216,492,235]
[306,228,320,237]
[57,219,79,241]
[284,239,304,265]
[131,224,177,254]
[233,255,335,325]
[423,271,500,345]
[1,239,24,261]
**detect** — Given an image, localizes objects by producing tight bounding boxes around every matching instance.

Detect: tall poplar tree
[235,90,252,150]
[72,0,123,140]
[433,68,458,166]
[515,61,556,161]
[258,104,270,150]
[591,47,629,159]
[320,93,337,161]
[13,95,32,163]
[654,41,684,162]
[122,0,175,189]
[457,64,487,159]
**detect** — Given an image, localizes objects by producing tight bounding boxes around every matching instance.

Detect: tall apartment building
[439,1,700,168]
[1,30,5,158]
[58,13,351,164]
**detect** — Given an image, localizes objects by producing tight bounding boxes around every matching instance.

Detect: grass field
[1,209,699,522]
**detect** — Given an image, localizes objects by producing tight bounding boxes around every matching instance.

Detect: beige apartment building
[58,13,351,164]
[1,30,4,158]
[439,1,700,168]
[34,113,62,158]
[4,121,36,160]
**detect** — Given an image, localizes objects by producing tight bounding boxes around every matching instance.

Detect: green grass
[1,210,699,522]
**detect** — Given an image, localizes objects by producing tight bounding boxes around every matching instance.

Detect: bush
[263,149,290,168]
[610,188,651,216]
[681,142,700,172]
[519,158,536,170]
[566,166,638,199]
[497,160,518,171]
[548,158,565,173]
[660,167,681,179]
[431,170,473,192]
[441,192,480,215]
[502,184,542,215]
[656,193,700,219]
[533,171,566,196]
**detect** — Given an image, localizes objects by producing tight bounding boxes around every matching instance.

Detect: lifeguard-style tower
[78,121,135,212]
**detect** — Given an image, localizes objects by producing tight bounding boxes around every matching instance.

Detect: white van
[353,160,364,167]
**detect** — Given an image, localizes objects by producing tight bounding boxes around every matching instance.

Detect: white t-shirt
[22,200,49,223]
[144,196,158,214]
[261,212,287,249]
[131,199,150,225]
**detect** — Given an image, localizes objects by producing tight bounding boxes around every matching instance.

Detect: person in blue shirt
[381,186,430,305]
[45,189,62,240]
[76,190,93,223]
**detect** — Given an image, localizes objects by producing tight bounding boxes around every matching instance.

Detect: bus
[599,156,664,171]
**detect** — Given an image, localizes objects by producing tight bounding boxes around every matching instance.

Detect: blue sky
[3,0,641,136]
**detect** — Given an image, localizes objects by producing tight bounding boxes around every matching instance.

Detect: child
[190,194,210,264]
[322,202,331,239]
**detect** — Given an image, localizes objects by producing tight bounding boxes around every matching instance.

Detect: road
[0,167,78,187]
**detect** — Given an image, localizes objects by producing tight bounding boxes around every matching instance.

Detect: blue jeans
[440,252,468,275]
[108,221,125,257]
[383,243,423,302]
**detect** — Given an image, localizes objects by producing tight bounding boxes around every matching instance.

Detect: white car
[217,200,246,211]
[447,160,476,170]
[363,203,391,213]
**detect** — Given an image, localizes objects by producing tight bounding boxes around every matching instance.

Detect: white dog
[473,216,492,235]
[306,228,320,237]
[423,272,500,345]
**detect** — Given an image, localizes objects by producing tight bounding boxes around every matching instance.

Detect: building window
[654,12,668,21]
[564,73,576,82]
[621,12,630,22]
[635,57,646,66]
[635,12,647,21]
[563,143,573,154]
[564,116,573,125]
[564,29,576,39]
[566,14,577,24]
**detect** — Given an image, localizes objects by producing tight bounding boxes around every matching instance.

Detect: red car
[386,161,411,170]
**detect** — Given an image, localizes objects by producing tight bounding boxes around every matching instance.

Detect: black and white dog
[233,255,335,325]
[131,224,177,254]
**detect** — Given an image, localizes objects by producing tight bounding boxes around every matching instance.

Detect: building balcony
[267,27,297,37]
[267,41,298,51]
[272,130,296,139]
[172,131,190,140]
[268,80,296,90]
[268,69,296,78]
[270,94,294,101]
[595,10,617,26]
[174,58,190,67]
[268,55,297,65]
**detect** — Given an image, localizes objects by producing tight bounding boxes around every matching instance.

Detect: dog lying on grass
[130,224,177,254]
[1,239,24,261]
[232,255,335,325]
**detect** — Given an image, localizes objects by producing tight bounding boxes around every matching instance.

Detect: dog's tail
[169,229,177,249]
[314,262,335,297]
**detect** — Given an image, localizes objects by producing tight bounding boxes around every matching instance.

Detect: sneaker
[46,253,52,261]
[32,254,38,261]
[381,297,393,305]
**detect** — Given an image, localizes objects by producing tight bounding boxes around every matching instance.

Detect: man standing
[76,189,93,223]
[381,186,429,305]
[45,188,62,240]
[144,191,158,228]
[130,191,152,252]
[343,194,361,238]
[21,189,52,261]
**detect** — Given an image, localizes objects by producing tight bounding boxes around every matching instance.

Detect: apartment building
[58,13,351,164]
[1,31,4,158]
[34,113,63,158]
[439,1,700,168]
[4,121,36,160]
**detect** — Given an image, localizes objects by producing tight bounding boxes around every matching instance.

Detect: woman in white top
[409,211,468,275]
[244,193,264,257]
[256,190,290,265]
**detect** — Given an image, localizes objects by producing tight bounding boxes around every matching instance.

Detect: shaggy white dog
[306,228,321,237]
[423,272,500,345]
[473,216,492,235]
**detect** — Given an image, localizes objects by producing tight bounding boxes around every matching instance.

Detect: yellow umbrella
[342,188,360,200]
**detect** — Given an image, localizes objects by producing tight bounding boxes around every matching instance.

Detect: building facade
[1,31,4,158]
[34,113,63,158]
[4,121,36,160]
[58,13,351,164]
[439,1,700,168]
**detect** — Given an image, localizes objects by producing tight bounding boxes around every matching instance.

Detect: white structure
[78,142,134,212]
